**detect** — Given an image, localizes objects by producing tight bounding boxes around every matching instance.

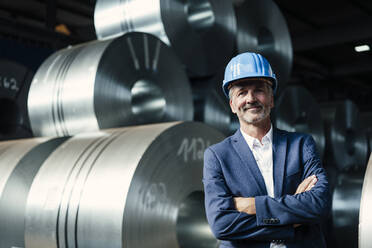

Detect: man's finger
[305,176,317,191]
[295,176,313,194]
[295,175,317,194]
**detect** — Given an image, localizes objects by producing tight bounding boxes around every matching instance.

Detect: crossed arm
[234,175,318,215]
[203,136,331,241]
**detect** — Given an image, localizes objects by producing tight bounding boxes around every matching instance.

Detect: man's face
[229,79,274,124]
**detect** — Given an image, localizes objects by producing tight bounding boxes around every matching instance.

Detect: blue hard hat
[222,52,277,98]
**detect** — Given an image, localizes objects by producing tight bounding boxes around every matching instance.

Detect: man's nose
[245,90,257,103]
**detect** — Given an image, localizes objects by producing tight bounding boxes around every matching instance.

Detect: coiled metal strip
[94,0,237,77]
[0,59,34,140]
[274,86,325,160]
[28,32,193,137]
[321,100,368,171]
[234,0,293,92]
[25,122,224,248]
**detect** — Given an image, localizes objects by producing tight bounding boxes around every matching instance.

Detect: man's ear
[230,99,237,114]
[270,95,274,108]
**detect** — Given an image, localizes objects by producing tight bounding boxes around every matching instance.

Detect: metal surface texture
[94,0,237,77]
[25,122,224,248]
[233,0,292,92]
[274,86,325,160]
[360,112,372,155]
[0,137,54,248]
[321,100,368,171]
[0,59,34,140]
[359,154,372,248]
[192,72,238,135]
[332,172,364,248]
[28,32,193,137]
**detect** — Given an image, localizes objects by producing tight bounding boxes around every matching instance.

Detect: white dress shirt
[241,125,286,248]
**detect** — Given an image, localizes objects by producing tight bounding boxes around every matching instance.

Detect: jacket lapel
[272,129,287,197]
[231,130,267,195]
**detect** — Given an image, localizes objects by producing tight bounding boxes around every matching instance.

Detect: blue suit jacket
[203,128,331,248]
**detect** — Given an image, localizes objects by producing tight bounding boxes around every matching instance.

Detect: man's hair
[228,79,273,99]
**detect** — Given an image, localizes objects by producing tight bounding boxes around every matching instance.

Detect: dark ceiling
[1,0,372,111]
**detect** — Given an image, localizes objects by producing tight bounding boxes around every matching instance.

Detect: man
[203,52,331,248]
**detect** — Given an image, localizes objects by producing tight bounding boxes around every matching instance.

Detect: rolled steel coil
[359,154,372,248]
[233,0,293,92]
[360,112,372,155]
[94,0,237,77]
[0,59,34,140]
[331,172,363,248]
[192,71,238,135]
[0,136,69,248]
[321,100,368,171]
[28,32,193,137]
[273,86,325,160]
[24,122,224,248]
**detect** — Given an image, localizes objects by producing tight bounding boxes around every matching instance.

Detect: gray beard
[240,106,270,124]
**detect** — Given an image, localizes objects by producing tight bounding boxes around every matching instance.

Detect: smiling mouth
[244,106,262,111]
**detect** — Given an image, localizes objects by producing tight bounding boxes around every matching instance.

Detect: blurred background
[0,0,372,247]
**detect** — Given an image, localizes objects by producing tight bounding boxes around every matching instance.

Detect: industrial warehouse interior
[0,0,371,247]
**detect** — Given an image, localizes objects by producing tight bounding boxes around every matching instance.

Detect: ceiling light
[355,45,370,52]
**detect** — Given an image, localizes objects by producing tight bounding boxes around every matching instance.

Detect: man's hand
[295,175,317,195]
[234,197,256,214]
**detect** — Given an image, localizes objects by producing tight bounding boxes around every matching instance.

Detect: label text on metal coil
[0,76,19,92]
[177,138,211,163]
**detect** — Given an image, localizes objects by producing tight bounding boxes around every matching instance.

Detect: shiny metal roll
[321,100,368,171]
[273,86,325,160]
[234,0,293,92]
[28,32,193,137]
[192,71,238,135]
[0,59,34,140]
[0,137,68,248]
[94,0,237,77]
[360,112,372,155]
[332,172,363,248]
[25,122,224,248]
[359,154,372,248]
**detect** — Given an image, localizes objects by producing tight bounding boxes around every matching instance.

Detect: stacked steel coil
[0,122,224,248]
[94,0,237,77]
[360,112,372,155]
[273,86,325,159]
[28,32,193,137]
[192,71,238,135]
[331,172,364,248]
[0,136,68,248]
[0,60,33,140]
[233,0,292,93]
[321,100,368,172]
[359,154,372,248]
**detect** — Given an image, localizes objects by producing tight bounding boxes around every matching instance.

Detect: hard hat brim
[223,76,277,98]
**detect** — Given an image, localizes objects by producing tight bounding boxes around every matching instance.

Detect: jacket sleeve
[255,135,332,227]
[203,147,295,241]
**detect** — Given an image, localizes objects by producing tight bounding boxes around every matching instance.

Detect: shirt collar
[240,124,273,149]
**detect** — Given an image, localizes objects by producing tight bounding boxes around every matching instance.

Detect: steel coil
[273,86,325,160]
[331,172,363,248]
[28,32,193,137]
[25,122,224,248]
[94,0,237,77]
[0,137,68,248]
[0,59,34,140]
[359,154,372,248]
[192,71,238,135]
[234,0,292,92]
[321,100,368,171]
[360,112,372,155]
